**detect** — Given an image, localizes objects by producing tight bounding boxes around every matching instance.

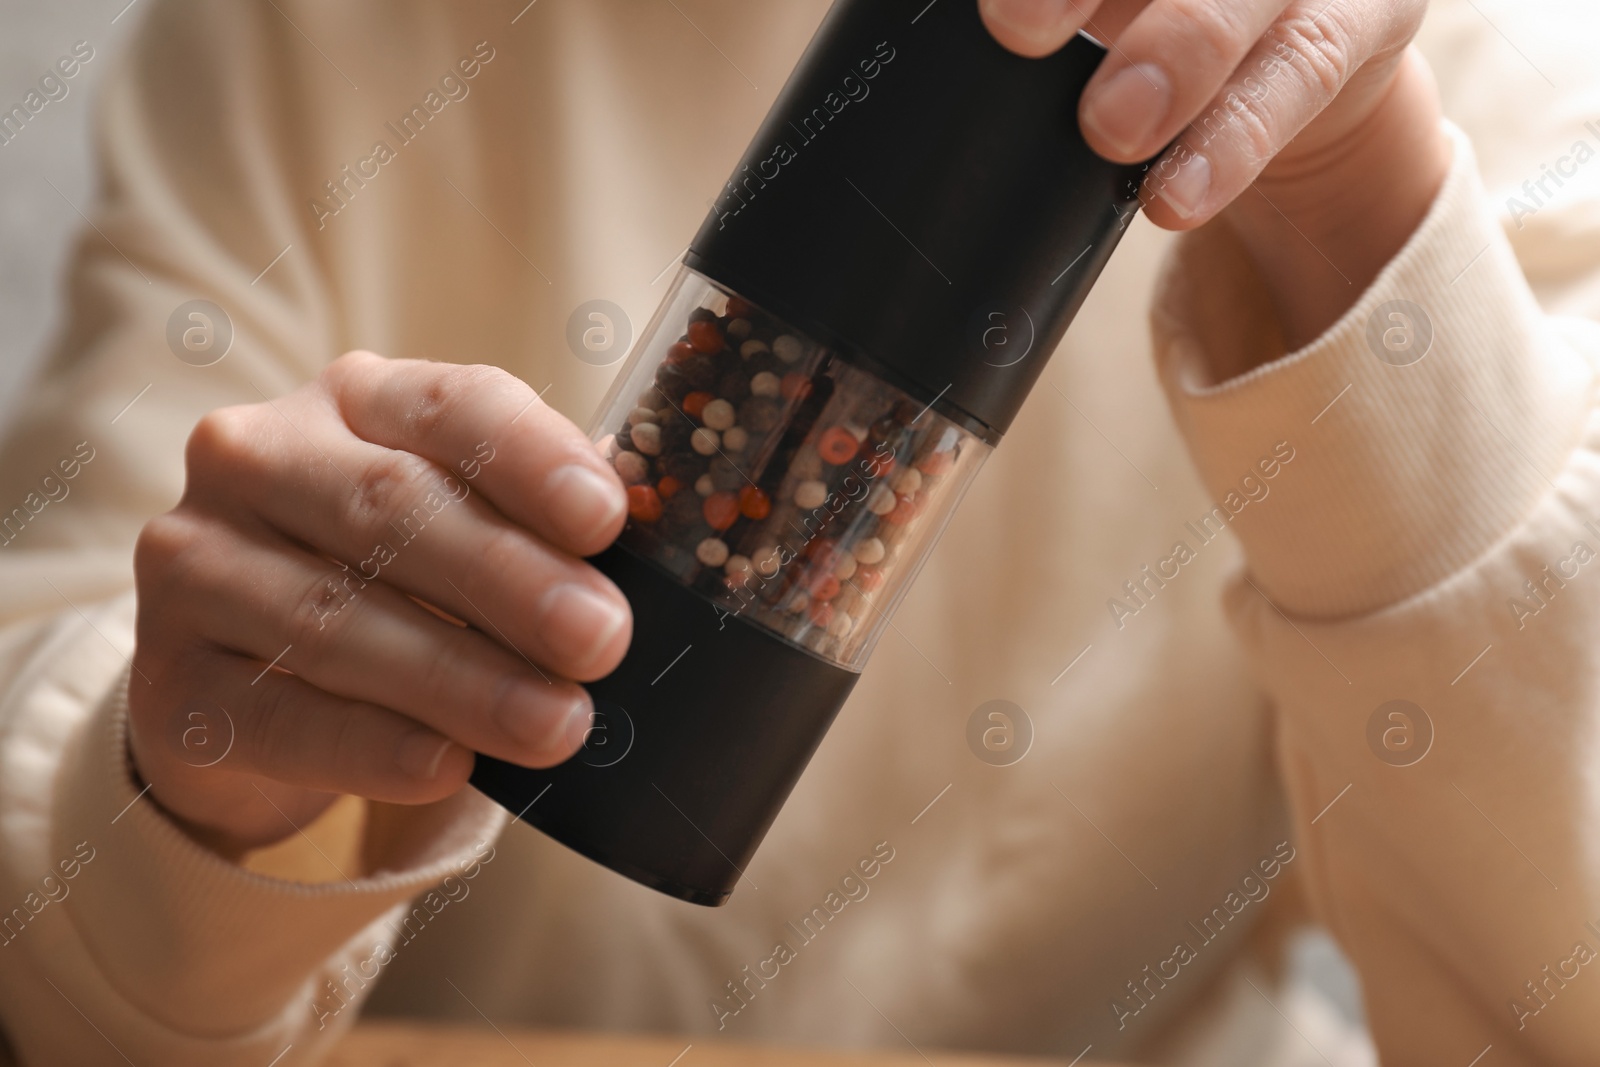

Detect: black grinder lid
[686,0,1154,440]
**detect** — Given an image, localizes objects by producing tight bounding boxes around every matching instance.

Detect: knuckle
[1225,90,1278,165]
[1169,0,1250,69]
[405,364,510,443]
[322,349,383,387]
[133,512,193,581]
[1272,9,1354,100]
[286,563,362,661]
[185,405,261,481]
[349,450,436,532]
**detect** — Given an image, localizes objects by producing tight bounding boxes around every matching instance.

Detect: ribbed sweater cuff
[1152,121,1596,618]
[56,664,508,1036]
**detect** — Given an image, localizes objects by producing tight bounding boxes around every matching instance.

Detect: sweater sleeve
[0,3,508,1064]
[1151,121,1600,1064]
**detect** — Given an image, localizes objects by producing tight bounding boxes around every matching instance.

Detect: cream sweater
[1,1,1599,1065]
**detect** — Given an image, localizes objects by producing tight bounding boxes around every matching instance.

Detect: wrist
[1215,48,1452,365]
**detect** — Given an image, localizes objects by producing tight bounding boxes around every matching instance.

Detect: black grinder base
[470,544,860,906]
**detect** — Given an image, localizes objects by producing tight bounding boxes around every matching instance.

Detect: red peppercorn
[780,373,813,400]
[667,341,696,364]
[916,449,955,476]
[885,494,920,525]
[803,536,837,561]
[738,485,771,520]
[808,601,835,627]
[817,426,858,465]
[855,564,885,593]
[657,475,682,500]
[726,295,754,319]
[807,572,841,601]
[687,319,724,354]
[703,491,740,531]
[627,485,663,523]
[682,391,713,419]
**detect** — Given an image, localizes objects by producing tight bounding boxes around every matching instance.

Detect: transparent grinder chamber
[593,269,988,671]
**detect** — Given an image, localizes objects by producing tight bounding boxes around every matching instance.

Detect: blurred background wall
[0,0,138,434]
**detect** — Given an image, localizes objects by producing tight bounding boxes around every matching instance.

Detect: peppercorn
[627,485,663,523]
[614,451,649,485]
[703,492,739,531]
[702,399,736,431]
[690,428,720,455]
[682,391,713,420]
[709,456,744,492]
[696,537,730,567]
[817,426,858,465]
[687,319,724,354]
[794,479,828,510]
[739,397,781,432]
[738,485,771,520]
[717,371,752,404]
[772,335,805,363]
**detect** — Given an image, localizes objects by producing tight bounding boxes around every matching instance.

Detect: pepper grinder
[471,0,1154,905]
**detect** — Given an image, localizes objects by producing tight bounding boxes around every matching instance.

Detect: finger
[143,510,595,767]
[979,0,1108,58]
[1136,0,1381,226]
[185,402,631,681]
[1079,0,1291,163]
[150,650,479,806]
[324,351,627,558]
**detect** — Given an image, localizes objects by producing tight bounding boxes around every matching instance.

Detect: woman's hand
[129,351,632,854]
[981,0,1453,353]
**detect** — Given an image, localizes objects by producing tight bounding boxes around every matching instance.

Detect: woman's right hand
[128,351,633,854]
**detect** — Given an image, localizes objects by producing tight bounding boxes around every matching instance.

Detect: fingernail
[1155,151,1212,220]
[396,729,454,779]
[1082,64,1171,159]
[540,583,628,669]
[562,696,595,755]
[498,683,593,760]
[545,465,625,546]
[980,0,1078,54]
